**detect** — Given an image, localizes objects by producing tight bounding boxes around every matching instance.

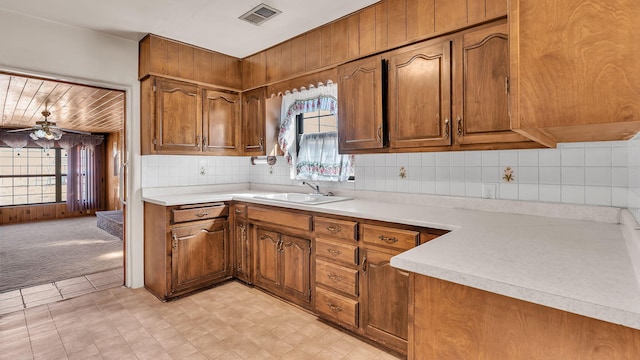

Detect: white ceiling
[0,0,379,58]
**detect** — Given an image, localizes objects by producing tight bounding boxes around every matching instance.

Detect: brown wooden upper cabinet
[141,77,243,155]
[202,89,241,155]
[338,56,386,152]
[510,0,640,146]
[242,87,266,155]
[153,78,202,153]
[453,21,534,147]
[388,39,452,149]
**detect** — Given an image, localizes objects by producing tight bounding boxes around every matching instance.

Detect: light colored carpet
[0,216,123,292]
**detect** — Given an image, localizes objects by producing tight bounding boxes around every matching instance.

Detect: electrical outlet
[482,183,497,199]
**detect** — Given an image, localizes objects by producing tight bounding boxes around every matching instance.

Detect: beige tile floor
[0,281,403,360]
[0,269,124,315]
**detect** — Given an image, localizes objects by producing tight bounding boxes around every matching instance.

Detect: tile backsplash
[142,139,639,222]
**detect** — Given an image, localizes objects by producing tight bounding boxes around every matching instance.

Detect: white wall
[0,10,145,288]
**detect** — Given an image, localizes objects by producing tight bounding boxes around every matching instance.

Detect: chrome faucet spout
[302,181,320,194]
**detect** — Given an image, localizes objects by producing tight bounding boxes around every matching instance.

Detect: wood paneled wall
[242,0,507,90]
[0,203,94,225]
[105,132,122,211]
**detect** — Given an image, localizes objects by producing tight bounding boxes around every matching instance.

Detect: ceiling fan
[7,108,90,140]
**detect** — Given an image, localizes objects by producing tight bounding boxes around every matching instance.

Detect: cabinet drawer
[362,224,419,251]
[233,204,247,218]
[316,259,358,297]
[314,217,358,241]
[316,238,358,266]
[172,203,228,223]
[248,206,312,231]
[316,287,359,328]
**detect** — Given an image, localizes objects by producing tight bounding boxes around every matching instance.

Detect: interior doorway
[0,71,127,303]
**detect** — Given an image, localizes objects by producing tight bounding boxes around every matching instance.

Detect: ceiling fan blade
[6,128,35,133]
[60,128,91,135]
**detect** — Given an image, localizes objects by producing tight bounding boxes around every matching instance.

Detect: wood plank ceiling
[0,73,124,134]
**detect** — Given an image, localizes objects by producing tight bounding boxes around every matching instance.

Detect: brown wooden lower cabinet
[408,274,640,359]
[253,226,312,308]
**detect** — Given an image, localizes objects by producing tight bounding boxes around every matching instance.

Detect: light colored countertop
[142,187,640,331]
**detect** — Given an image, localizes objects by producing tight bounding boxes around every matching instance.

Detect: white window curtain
[277,82,352,181]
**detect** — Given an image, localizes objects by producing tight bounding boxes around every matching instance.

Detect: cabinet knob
[327,303,343,312]
[457,116,463,137]
[378,235,398,244]
[326,225,341,233]
[376,126,382,142]
[327,274,344,282]
[195,212,209,217]
[327,248,342,257]
[444,118,450,139]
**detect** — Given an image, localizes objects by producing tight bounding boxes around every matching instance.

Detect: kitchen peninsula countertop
[142,188,640,331]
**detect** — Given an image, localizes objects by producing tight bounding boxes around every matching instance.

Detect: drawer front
[314,217,358,241]
[362,224,419,251]
[248,206,312,231]
[233,203,247,218]
[172,204,228,223]
[316,238,358,266]
[316,287,359,328]
[316,259,358,297]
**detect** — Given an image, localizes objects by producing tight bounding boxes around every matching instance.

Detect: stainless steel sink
[254,193,352,205]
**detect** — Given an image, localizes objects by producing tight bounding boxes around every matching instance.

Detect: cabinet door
[242,87,266,155]
[511,0,640,145]
[202,89,241,155]
[233,218,250,283]
[456,22,532,145]
[338,56,385,152]
[388,40,452,149]
[361,247,410,353]
[280,235,311,305]
[154,78,202,153]
[254,228,280,291]
[171,220,230,293]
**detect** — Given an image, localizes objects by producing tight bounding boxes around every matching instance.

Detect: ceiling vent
[239,3,282,25]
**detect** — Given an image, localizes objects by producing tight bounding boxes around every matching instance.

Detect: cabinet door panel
[242,87,266,155]
[171,220,229,293]
[338,56,384,152]
[155,79,201,152]
[457,21,531,145]
[233,219,250,283]
[435,0,468,32]
[389,40,452,149]
[203,89,240,154]
[361,248,409,352]
[281,235,311,304]
[254,228,280,290]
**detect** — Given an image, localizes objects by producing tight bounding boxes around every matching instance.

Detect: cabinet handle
[326,225,341,233]
[235,208,243,213]
[194,212,209,217]
[259,137,264,152]
[327,303,343,312]
[362,255,367,275]
[196,135,201,146]
[457,116,463,137]
[202,136,207,146]
[327,274,344,282]
[172,233,178,249]
[277,239,283,253]
[378,235,398,244]
[376,126,382,142]
[505,76,510,95]
[444,118,450,139]
[327,248,342,257]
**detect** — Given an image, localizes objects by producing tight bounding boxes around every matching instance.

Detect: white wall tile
[518,150,539,167]
[518,184,539,201]
[585,186,612,206]
[499,151,518,167]
[465,182,482,198]
[436,181,450,195]
[450,152,465,166]
[561,148,585,166]
[481,151,499,166]
[539,167,561,185]
[499,183,518,200]
[408,153,422,167]
[422,180,436,194]
[421,167,436,181]
[482,167,500,182]
[450,167,465,182]
[539,184,561,203]
[586,147,612,166]
[465,151,482,166]
[612,146,628,167]
[465,167,482,182]
[585,167,611,186]
[436,152,451,166]
[539,149,561,166]
[519,167,539,184]
[561,167,585,185]
[436,167,450,181]
[561,185,585,204]
[450,181,466,196]
[421,153,435,167]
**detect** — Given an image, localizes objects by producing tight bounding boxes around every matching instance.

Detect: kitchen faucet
[302,181,320,195]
